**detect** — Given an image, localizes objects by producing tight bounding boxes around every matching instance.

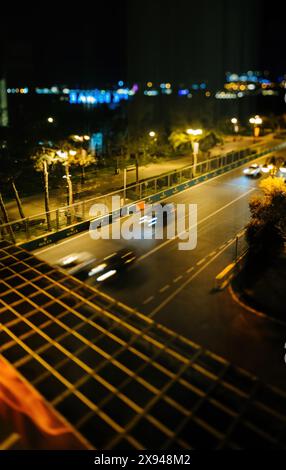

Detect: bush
[246,177,286,258]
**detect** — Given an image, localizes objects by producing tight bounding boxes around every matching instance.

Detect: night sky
[0,2,284,87]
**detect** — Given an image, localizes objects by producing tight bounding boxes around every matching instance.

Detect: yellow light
[84,135,90,141]
[231,118,238,124]
[69,150,77,156]
[165,83,171,89]
[149,131,156,138]
[147,81,153,88]
[205,91,211,97]
[186,128,203,136]
[57,151,68,158]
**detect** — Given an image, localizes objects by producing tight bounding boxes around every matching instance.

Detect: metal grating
[0,240,286,449]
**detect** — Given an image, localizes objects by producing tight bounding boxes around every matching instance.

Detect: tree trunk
[0,192,15,243]
[65,164,73,225]
[65,164,73,206]
[11,180,25,220]
[43,161,52,231]
[81,166,85,185]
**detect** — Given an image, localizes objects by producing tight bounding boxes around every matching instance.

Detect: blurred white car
[57,252,95,275]
[243,163,261,177]
[278,161,286,177]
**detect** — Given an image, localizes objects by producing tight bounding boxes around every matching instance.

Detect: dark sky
[0,2,285,88]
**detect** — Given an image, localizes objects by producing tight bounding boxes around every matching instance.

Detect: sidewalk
[4,135,268,221]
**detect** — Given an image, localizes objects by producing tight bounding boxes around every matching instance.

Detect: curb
[228,283,286,328]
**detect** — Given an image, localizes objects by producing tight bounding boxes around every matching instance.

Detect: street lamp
[186,128,203,136]
[186,129,203,176]
[231,118,239,140]
[47,117,54,123]
[149,131,156,138]
[249,115,262,141]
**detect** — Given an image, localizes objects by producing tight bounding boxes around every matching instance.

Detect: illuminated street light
[56,150,68,159]
[149,131,156,138]
[47,117,54,123]
[249,115,263,140]
[231,118,239,139]
[185,129,203,176]
[186,128,203,136]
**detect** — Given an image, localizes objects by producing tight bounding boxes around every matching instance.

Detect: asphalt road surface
[35,152,286,389]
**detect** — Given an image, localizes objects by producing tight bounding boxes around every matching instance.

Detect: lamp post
[186,128,203,176]
[249,115,262,142]
[231,118,239,140]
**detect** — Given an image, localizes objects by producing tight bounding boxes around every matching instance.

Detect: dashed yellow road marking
[159,285,170,293]
[142,296,155,305]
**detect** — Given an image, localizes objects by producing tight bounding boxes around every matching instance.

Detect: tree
[32,148,58,231]
[68,148,96,185]
[168,131,194,151]
[246,177,286,258]
[0,161,26,220]
[0,192,15,243]
[56,142,76,208]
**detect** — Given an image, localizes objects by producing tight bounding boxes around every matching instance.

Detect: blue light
[118,80,124,87]
[178,89,190,96]
[69,91,78,104]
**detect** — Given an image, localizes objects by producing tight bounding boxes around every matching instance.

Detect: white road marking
[138,188,255,262]
[159,285,170,293]
[150,238,236,317]
[196,258,206,266]
[142,296,155,305]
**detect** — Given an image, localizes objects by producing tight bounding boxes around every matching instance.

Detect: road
[35,150,286,389]
[6,136,258,221]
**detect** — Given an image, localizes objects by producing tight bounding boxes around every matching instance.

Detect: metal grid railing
[0,240,286,449]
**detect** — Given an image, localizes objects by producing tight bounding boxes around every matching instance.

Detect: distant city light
[47,117,54,123]
[149,131,156,138]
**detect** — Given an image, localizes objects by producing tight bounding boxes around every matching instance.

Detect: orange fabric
[0,356,88,449]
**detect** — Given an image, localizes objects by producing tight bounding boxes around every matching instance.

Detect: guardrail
[1,140,286,249]
[215,230,248,290]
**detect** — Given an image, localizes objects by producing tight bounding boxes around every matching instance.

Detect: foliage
[246,177,286,257]
[32,148,59,172]
[199,131,221,152]
[168,131,193,151]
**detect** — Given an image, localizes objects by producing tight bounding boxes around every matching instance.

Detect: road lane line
[150,238,236,317]
[159,285,170,293]
[173,275,183,283]
[209,251,216,257]
[142,296,155,305]
[196,258,206,266]
[138,188,255,262]
[186,267,194,273]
